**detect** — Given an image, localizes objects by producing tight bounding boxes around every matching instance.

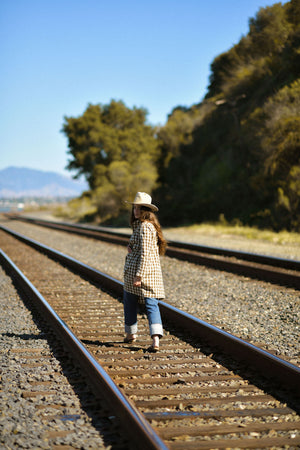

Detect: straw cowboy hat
[125,192,158,212]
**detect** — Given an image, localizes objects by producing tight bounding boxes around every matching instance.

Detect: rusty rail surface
[7,215,300,289]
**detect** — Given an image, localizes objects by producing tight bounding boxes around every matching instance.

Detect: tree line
[62,0,300,231]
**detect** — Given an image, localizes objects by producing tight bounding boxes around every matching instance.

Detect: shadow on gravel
[1,332,46,340]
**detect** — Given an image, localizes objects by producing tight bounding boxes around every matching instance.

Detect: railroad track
[0,224,299,449]
[7,214,300,290]
[1,302,129,449]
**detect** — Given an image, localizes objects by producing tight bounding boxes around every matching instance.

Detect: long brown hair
[130,206,167,255]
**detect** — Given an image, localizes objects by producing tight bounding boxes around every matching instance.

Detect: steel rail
[0,247,168,450]
[7,215,300,289]
[8,214,300,270]
[1,223,299,395]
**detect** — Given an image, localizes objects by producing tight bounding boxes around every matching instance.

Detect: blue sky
[0,0,285,177]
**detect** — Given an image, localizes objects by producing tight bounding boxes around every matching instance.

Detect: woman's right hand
[127,245,132,253]
[133,276,141,287]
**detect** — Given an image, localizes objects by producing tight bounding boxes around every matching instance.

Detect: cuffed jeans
[123,290,163,338]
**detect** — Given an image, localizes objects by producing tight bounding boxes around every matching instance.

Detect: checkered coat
[124,220,165,299]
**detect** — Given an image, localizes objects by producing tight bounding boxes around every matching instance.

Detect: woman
[123,192,167,352]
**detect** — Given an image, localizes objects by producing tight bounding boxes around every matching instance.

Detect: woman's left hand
[133,276,141,287]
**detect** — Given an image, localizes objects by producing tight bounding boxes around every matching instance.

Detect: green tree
[248,3,291,56]
[207,2,295,99]
[246,79,300,228]
[155,0,300,229]
[62,100,159,221]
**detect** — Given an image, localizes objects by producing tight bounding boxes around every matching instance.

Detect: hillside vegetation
[62,0,300,231]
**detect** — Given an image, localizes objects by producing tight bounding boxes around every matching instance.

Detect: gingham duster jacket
[124,220,165,299]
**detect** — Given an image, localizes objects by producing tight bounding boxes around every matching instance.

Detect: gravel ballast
[0,263,128,449]
[1,217,299,368]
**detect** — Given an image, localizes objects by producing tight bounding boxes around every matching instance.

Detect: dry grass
[165,223,300,246]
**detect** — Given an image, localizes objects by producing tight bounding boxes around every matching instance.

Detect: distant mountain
[0,167,88,198]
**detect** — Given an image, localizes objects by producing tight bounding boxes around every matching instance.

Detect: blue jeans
[123,290,163,337]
